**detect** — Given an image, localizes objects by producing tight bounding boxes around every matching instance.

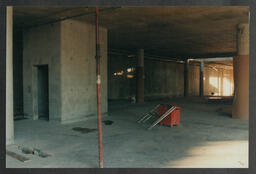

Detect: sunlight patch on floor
[164,140,248,168]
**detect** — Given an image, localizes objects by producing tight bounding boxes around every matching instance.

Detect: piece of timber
[6,150,30,162]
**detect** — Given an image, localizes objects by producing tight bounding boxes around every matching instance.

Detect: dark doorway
[37,65,49,120]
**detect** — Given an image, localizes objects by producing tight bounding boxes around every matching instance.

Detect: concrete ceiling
[14,6,249,59]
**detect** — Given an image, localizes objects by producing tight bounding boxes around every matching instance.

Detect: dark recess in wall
[13,29,24,118]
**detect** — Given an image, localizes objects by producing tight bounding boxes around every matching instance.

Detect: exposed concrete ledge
[61,112,109,124]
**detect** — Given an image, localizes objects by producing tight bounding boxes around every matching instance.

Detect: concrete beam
[6,6,14,145]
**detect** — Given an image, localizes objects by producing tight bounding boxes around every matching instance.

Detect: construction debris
[137,103,181,130]
[6,150,30,162]
[18,146,34,154]
[33,148,51,158]
[18,146,51,158]
[147,105,176,130]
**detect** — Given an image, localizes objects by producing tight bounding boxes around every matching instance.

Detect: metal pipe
[189,57,233,62]
[95,7,103,168]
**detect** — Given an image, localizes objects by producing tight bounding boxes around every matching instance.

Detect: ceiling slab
[13,6,249,59]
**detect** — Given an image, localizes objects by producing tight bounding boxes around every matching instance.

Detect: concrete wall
[60,20,108,123]
[187,64,200,96]
[23,23,61,121]
[108,54,234,99]
[108,53,136,100]
[108,53,184,100]
[23,20,108,123]
[144,60,184,99]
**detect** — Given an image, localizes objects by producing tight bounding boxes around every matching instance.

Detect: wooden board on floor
[6,150,30,162]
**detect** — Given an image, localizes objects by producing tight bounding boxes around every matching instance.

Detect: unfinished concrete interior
[6,6,249,168]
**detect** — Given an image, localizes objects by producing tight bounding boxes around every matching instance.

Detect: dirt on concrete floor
[6,97,248,168]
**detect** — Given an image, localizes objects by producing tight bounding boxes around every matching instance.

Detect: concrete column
[232,23,249,119]
[199,61,204,97]
[184,59,189,97]
[136,49,144,103]
[221,70,224,96]
[6,6,14,145]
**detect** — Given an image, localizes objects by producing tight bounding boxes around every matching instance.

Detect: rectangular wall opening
[37,65,49,120]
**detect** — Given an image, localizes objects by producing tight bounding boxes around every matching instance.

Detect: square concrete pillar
[200,61,204,97]
[6,6,14,145]
[184,59,189,97]
[136,49,144,103]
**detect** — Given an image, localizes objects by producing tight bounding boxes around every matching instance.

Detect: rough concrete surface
[6,98,248,168]
[60,19,108,123]
[108,54,234,101]
[14,7,249,58]
[187,64,200,96]
[6,6,14,145]
[232,23,249,119]
[23,22,61,120]
[144,60,184,98]
[22,19,108,123]
[107,52,136,100]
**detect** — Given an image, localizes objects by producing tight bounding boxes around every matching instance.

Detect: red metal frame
[158,104,181,127]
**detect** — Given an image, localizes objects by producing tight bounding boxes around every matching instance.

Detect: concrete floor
[6,97,248,168]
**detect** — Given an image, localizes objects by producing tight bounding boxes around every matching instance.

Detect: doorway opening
[37,65,49,121]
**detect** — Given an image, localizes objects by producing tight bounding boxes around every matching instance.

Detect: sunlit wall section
[204,62,234,96]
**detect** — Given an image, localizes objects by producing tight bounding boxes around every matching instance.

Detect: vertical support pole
[6,6,14,145]
[221,70,224,96]
[184,58,189,97]
[199,61,204,97]
[95,7,103,168]
[136,49,144,103]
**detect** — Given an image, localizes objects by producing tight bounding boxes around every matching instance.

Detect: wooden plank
[6,150,30,162]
